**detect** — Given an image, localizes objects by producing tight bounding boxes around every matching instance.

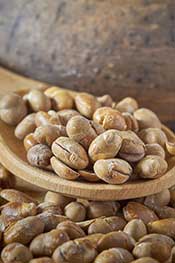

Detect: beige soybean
[135,155,168,179]
[0,189,37,204]
[0,93,27,125]
[27,144,52,169]
[87,201,119,219]
[115,97,139,114]
[30,229,69,257]
[15,113,36,140]
[118,131,145,162]
[123,219,147,241]
[145,143,165,159]
[66,115,98,149]
[1,242,33,263]
[138,233,174,247]
[148,218,175,238]
[138,128,167,147]
[134,108,161,129]
[51,157,80,180]
[57,220,86,239]
[52,239,98,263]
[29,258,53,263]
[122,112,139,132]
[123,202,158,224]
[97,231,135,252]
[58,109,80,125]
[52,137,89,170]
[144,189,170,209]
[48,90,74,111]
[94,158,132,184]
[4,216,44,245]
[153,205,175,219]
[88,216,126,235]
[97,94,113,107]
[64,202,86,222]
[23,89,51,112]
[23,133,38,151]
[133,241,172,263]
[35,111,61,127]
[93,107,127,130]
[37,213,67,232]
[94,248,134,263]
[34,124,61,146]
[44,191,74,208]
[88,130,122,162]
[75,92,100,119]
[1,202,37,222]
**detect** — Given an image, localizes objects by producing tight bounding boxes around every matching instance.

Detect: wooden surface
[0,67,175,200]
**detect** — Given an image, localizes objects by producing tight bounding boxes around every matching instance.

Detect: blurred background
[0,0,174,130]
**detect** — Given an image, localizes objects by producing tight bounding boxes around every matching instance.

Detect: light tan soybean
[97,231,135,252]
[51,157,80,180]
[1,242,33,263]
[93,107,127,130]
[138,128,167,147]
[145,143,165,159]
[64,202,86,222]
[23,89,51,112]
[78,170,100,182]
[4,216,44,245]
[35,111,61,127]
[57,220,86,239]
[94,158,132,184]
[87,201,119,219]
[135,155,168,179]
[88,130,122,162]
[115,97,139,114]
[94,248,134,263]
[134,108,161,129]
[57,109,80,125]
[34,124,61,146]
[52,239,98,263]
[88,216,126,235]
[118,131,145,162]
[30,229,69,257]
[52,137,89,169]
[0,93,27,125]
[123,202,158,224]
[75,92,101,119]
[97,94,113,107]
[15,113,36,140]
[66,115,98,149]
[50,90,74,111]
[123,219,147,241]
[148,218,175,238]
[27,144,52,168]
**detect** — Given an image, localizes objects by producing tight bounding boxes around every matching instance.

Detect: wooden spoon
[0,67,175,200]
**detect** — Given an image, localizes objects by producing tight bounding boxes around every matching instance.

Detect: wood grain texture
[0,67,175,200]
[0,0,175,130]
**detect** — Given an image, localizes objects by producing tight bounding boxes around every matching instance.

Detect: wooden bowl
[0,67,175,200]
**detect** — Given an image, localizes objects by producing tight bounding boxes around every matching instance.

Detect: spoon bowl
[0,67,175,200]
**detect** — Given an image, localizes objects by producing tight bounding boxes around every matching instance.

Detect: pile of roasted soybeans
[0,87,174,184]
[0,165,175,262]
